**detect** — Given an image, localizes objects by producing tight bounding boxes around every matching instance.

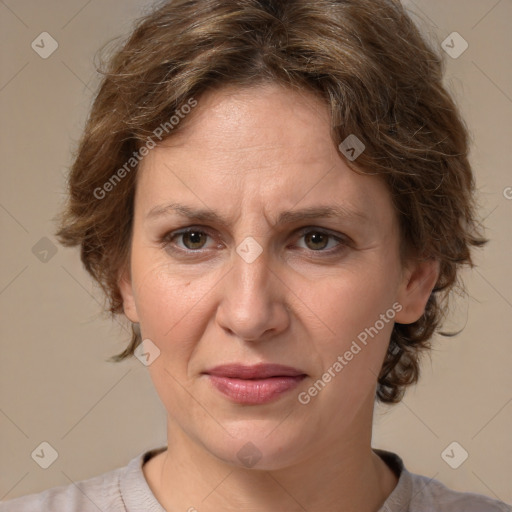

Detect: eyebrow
[146,202,368,227]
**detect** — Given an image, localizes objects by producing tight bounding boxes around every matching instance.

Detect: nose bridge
[231,239,273,309]
[216,235,288,341]
[230,203,273,297]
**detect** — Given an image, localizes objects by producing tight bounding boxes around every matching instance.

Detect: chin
[200,420,312,471]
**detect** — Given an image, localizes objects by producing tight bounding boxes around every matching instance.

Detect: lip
[203,364,307,405]
[205,363,306,379]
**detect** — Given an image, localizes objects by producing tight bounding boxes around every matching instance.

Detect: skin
[119,83,439,511]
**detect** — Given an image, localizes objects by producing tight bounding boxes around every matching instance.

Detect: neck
[144,404,398,511]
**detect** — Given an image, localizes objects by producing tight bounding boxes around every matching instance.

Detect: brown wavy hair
[56,0,486,403]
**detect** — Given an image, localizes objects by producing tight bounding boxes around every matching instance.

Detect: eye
[295,228,347,254]
[164,228,215,252]
[161,226,350,257]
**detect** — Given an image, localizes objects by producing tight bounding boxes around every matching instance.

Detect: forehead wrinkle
[145,202,369,232]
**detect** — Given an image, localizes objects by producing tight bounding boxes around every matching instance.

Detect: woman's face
[120,84,435,469]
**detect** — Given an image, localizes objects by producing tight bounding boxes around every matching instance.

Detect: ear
[118,265,139,323]
[394,258,440,324]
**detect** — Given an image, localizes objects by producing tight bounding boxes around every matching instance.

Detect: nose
[215,244,290,343]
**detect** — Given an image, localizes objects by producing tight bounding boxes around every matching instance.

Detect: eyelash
[160,226,351,258]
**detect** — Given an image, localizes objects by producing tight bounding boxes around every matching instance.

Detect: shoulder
[375,449,511,512]
[0,457,132,512]
[408,472,511,512]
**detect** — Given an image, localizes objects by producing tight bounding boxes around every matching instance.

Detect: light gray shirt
[1,447,510,511]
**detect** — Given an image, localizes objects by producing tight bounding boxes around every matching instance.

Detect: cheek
[130,253,220,359]
[304,264,399,339]
[130,257,216,412]
[301,262,400,387]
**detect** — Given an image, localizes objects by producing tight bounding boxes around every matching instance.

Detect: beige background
[1,0,511,505]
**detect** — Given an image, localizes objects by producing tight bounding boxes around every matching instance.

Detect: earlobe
[118,267,139,323]
[395,258,440,324]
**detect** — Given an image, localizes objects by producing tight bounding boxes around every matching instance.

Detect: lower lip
[207,375,305,405]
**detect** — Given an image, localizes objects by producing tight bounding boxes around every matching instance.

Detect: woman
[2,0,509,510]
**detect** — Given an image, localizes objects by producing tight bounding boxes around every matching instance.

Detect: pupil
[186,231,204,248]
[307,232,327,250]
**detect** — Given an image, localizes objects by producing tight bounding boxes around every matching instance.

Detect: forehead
[168,84,332,158]
[135,84,395,230]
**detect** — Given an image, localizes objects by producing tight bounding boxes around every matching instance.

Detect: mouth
[203,363,307,405]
